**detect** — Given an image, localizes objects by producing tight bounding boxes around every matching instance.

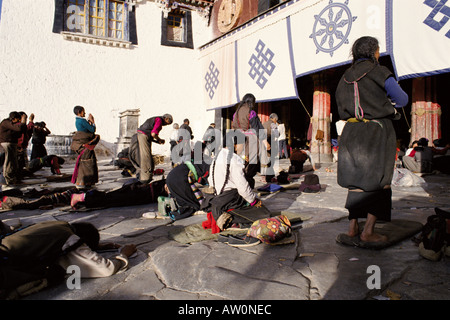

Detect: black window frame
[161,10,193,49]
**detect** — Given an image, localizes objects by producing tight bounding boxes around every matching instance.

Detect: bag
[276,170,290,184]
[418,208,450,260]
[315,129,324,141]
[157,196,178,216]
[246,215,292,244]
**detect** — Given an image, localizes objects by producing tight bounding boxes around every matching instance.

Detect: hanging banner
[199,39,238,111]
[391,0,450,79]
[290,0,387,78]
[199,1,299,110]
[235,13,297,103]
[199,0,450,110]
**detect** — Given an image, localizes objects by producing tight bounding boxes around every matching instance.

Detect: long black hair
[71,222,100,251]
[351,36,379,64]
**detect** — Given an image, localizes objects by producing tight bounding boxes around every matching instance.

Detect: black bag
[419,207,450,253]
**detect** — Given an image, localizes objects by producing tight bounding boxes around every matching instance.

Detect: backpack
[418,207,450,260]
[247,215,292,244]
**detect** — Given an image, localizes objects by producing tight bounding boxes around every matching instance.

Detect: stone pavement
[2,156,450,302]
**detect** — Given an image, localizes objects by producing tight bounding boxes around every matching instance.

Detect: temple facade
[1,0,449,161]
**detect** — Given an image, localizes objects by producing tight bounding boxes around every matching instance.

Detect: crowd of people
[0,111,57,187]
[1,36,449,299]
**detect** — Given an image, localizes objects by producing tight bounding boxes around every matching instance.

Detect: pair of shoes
[227,235,260,247]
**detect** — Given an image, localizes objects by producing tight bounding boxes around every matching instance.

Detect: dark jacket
[138,116,164,136]
[0,119,26,144]
[335,60,395,120]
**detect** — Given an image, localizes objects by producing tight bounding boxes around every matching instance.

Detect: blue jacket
[75,117,96,133]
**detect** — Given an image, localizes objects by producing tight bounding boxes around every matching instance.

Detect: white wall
[0,0,216,156]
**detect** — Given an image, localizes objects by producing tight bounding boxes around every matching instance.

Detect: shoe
[70,193,85,209]
[228,235,260,247]
[418,242,443,261]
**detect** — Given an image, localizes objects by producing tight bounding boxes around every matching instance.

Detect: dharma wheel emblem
[309,0,357,57]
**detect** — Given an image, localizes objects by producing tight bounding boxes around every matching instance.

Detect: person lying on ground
[0,179,167,211]
[0,220,136,299]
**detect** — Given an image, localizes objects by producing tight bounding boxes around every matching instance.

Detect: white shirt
[170,129,179,142]
[278,123,286,140]
[57,235,129,278]
[208,148,256,204]
[336,120,346,136]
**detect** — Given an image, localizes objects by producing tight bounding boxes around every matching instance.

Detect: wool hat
[299,174,321,193]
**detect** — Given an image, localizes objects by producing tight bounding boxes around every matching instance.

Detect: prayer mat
[336,219,423,250]
[169,211,310,244]
[168,223,248,244]
[257,183,301,196]
[45,173,73,182]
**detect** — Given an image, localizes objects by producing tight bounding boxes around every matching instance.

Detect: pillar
[311,72,332,163]
[115,108,140,154]
[410,77,441,145]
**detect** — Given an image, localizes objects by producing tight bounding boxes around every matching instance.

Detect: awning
[199,0,450,110]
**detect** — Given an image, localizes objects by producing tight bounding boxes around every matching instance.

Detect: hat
[299,174,321,193]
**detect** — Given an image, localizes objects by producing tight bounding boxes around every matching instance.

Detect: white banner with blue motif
[199,39,237,110]
[392,0,450,79]
[290,0,386,78]
[235,11,297,103]
[200,0,450,110]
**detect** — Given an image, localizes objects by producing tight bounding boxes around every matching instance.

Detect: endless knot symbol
[248,40,276,89]
[309,0,357,57]
[204,61,220,99]
[424,0,450,39]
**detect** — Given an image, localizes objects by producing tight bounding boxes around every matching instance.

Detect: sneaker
[228,235,260,247]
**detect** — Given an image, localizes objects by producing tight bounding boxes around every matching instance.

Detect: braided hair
[351,36,379,64]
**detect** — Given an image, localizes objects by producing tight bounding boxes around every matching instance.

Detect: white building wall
[0,0,216,156]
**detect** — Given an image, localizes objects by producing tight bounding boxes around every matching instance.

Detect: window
[161,10,193,49]
[54,0,137,45]
[65,0,125,40]
[167,13,184,42]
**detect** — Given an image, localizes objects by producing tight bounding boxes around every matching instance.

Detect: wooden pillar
[311,72,332,163]
[411,77,441,144]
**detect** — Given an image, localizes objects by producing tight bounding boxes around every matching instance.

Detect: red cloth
[151,117,163,135]
[202,212,221,234]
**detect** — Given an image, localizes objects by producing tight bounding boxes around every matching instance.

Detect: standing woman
[30,121,51,160]
[231,93,269,189]
[71,106,100,189]
[335,36,408,243]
